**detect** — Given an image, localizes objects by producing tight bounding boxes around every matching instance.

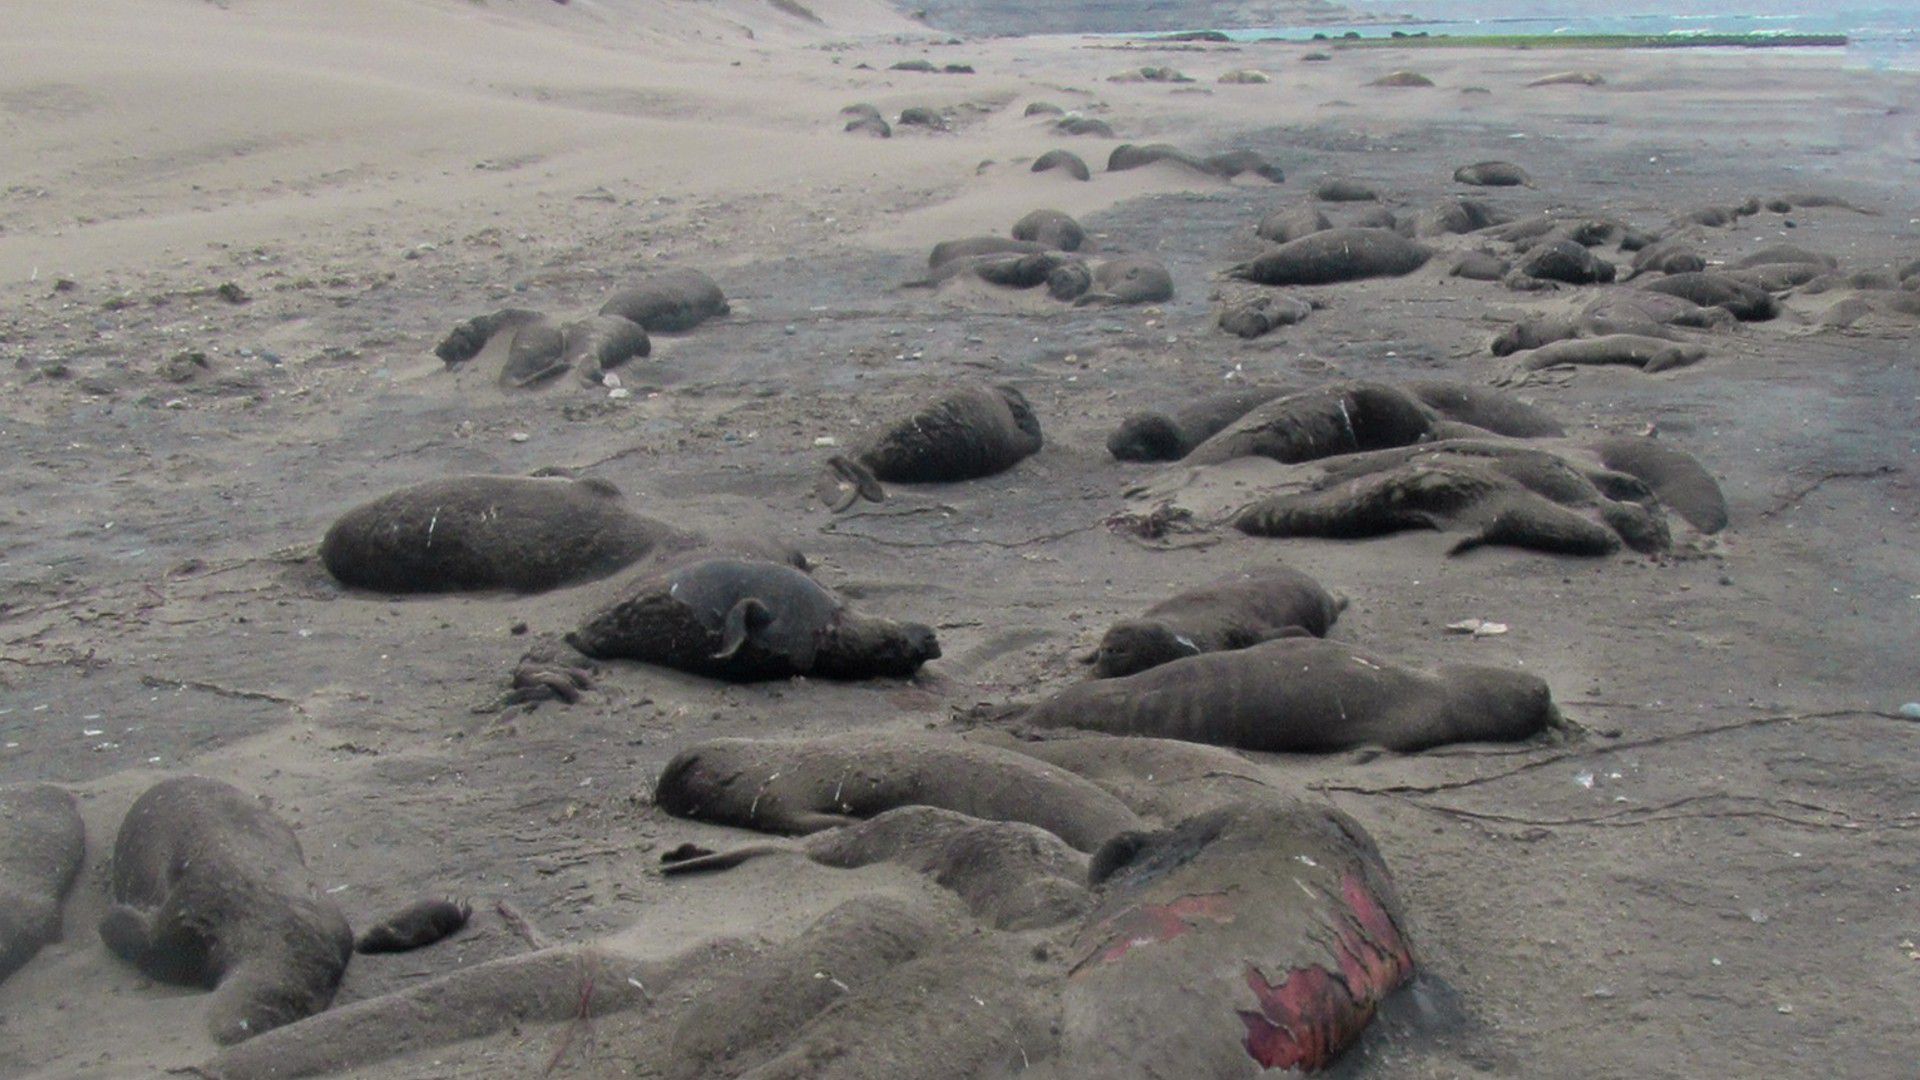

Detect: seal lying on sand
[434,310,650,389]
[1228,228,1431,285]
[1314,177,1377,202]
[0,783,85,985]
[1106,384,1296,461]
[1088,566,1345,678]
[1061,799,1418,1075]
[969,730,1283,820]
[1184,382,1434,467]
[1640,272,1778,320]
[566,557,939,682]
[660,805,1090,930]
[1067,256,1173,305]
[653,731,1144,851]
[1510,334,1706,374]
[928,235,1050,268]
[1008,637,1563,753]
[1217,292,1316,338]
[821,384,1043,508]
[1032,148,1091,180]
[1012,209,1086,251]
[1453,161,1532,187]
[1592,435,1729,533]
[1514,239,1616,285]
[320,475,679,593]
[99,777,353,1045]
[1405,380,1564,437]
[1255,205,1332,244]
[1400,197,1509,237]
[1491,292,1731,355]
[598,268,729,332]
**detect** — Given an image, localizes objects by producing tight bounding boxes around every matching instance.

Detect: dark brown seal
[1591,435,1729,533]
[354,898,471,954]
[1515,239,1616,285]
[927,235,1049,268]
[1183,381,1434,467]
[1032,148,1092,180]
[1012,636,1564,753]
[1075,256,1174,305]
[319,475,679,593]
[432,308,543,366]
[566,557,939,682]
[652,731,1144,851]
[824,384,1042,506]
[0,783,85,984]
[1106,383,1295,461]
[1314,177,1378,202]
[1228,228,1431,286]
[1453,160,1532,187]
[598,268,730,332]
[1088,565,1345,678]
[99,776,353,1045]
[1011,208,1086,251]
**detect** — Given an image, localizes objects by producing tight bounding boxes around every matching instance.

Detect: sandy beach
[1,1,1917,1076]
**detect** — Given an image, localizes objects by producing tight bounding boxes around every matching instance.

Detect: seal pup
[1217,292,1317,338]
[1205,149,1285,182]
[598,268,729,332]
[1529,71,1605,86]
[1055,115,1115,137]
[1255,205,1332,244]
[1088,565,1346,678]
[1591,435,1729,533]
[0,783,86,984]
[99,776,353,1045]
[652,731,1144,852]
[432,308,544,366]
[967,730,1284,820]
[566,557,939,682]
[1010,637,1563,753]
[1228,228,1431,286]
[1073,256,1174,305]
[1183,382,1434,467]
[1369,71,1434,87]
[556,314,649,386]
[1105,383,1296,462]
[1510,334,1706,374]
[1032,148,1092,180]
[1024,101,1066,117]
[1011,208,1086,251]
[1399,197,1508,237]
[1108,143,1215,177]
[320,475,681,593]
[822,384,1042,508]
[1453,161,1532,187]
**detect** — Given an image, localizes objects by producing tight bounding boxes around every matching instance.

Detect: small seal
[1183,382,1434,467]
[1031,148,1092,180]
[1106,384,1295,461]
[1255,205,1332,244]
[823,384,1043,507]
[598,268,730,332]
[1088,565,1346,678]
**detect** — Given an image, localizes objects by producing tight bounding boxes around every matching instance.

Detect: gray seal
[598,268,729,332]
[0,783,85,984]
[1228,228,1431,285]
[1088,565,1345,678]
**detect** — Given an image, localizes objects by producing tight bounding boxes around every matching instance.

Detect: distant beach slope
[899,0,1371,36]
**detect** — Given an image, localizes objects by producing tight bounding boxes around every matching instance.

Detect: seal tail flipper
[714,598,774,660]
[659,840,800,875]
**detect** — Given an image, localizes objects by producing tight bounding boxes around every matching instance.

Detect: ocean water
[1224,0,1920,71]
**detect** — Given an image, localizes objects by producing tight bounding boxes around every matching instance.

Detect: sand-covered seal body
[1032,148,1091,180]
[1106,384,1294,462]
[1453,161,1532,187]
[1184,382,1433,467]
[1018,637,1561,753]
[598,268,729,333]
[99,777,353,1045]
[566,557,938,682]
[652,731,1143,852]
[839,384,1043,488]
[320,475,676,593]
[1090,566,1344,678]
[0,784,85,984]
[1229,228,1430,286]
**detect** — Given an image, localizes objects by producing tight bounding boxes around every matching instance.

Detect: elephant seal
[1399,197,1508,237]
[555,314,649,385]
[661,805,1090,930]
[320,475,678,593]
[1255,205,1332,244]
[968,730,1283,820]
[1088,565,1345,678]
[0,783,85,984]
[1369,71,1434,87]
[99,776,353,1045]
[1626,240,1707,279]
[1591,436,1729,533]
[1108,143,1214,177]
[1405,380,1565,437]
[1313,177,1377,202]
[1106,383,1295,461]
[846,115,892,137]
[1025,101,1066,117]
[1453,161,1532,187]
[652,731,1144,851]
[354,898,471,954]
[1219,68,1271,84]
[928,235,1049,268]
[1011,208,1086,251]
[897,106,946,129]
[1184,382,1434,467]
[566,557,939,682]
[822,384,1042,508]
[1450,250,1510,281]
[1074,256,1174,305]
[1529,70,1605,86]
[1010,637,1563,753]
[905,250,1079,290]
[1228,228,1431,286]
[1056,115,1115,137]
[1511,334,1706,374]
[1032,148,1092,180]
[1205,150,1285,183]
[1235,461,1628,556]
[841,102,882,121]
[1217,291,1316,338]
[432,308,544,366]
[598,268,729,332]
[433,311,649,389]
[1515,239,1616,285]
[1491,292,1731,355]
[1060,799,1417,1075]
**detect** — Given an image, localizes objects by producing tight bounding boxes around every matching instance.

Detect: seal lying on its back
[1228,228,1431,286]
[652,731,1144,851]
[0,784,85,985]
[822,384,1043,508]
[320,475,679,593]
[1184,381,1434,467]
[1088,565,1345,678]
[1012,637,1562,753]
[99,777,353,1045]
[567,557,939,682]
[598,268,729,333]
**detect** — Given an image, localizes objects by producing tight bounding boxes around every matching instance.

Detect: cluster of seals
[565,557,940,682]
[1491,292,1732,355]
[1183,382,1435,467]
[1010,637,1563,753]
[1228,228,1432,286]
[1086,565,1345,678]
[821,384,1043,508]
[1108,143,1284,183]
[320,475,678,593]
[841,102,891,138]
[0,783,86,984]
[99,776,354,1045]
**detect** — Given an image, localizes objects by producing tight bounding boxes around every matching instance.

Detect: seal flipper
[659,840,801,875]
[97,904,155,965]
[101,903,218,987]
[819,455,886,513]
[715,598,776,660]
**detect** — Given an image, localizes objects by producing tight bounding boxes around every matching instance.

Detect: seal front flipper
[715,598,776,660]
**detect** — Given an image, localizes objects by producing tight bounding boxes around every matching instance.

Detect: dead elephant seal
[1089,565,1345,678]
[598,268,729,332]
[1011,637,1563,753]
[0,784,86,984]
[822,384,1042,508]
[652,731,1144,851]
[320,475,676,593]
[1228,228,1431,286]
[1011,208,1086,251]
[1106,383,1295,462]
[1032,148,1092,180]
[1184,381,1434,467]
[99,777,353,1045]
[566,557,939,681]
[1061,800,1417,1075]
[1453,160,1532,187]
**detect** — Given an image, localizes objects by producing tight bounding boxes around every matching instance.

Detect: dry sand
[1,0,1917,1076]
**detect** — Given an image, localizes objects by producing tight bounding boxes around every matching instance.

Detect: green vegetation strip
[1289,33,1848,49]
